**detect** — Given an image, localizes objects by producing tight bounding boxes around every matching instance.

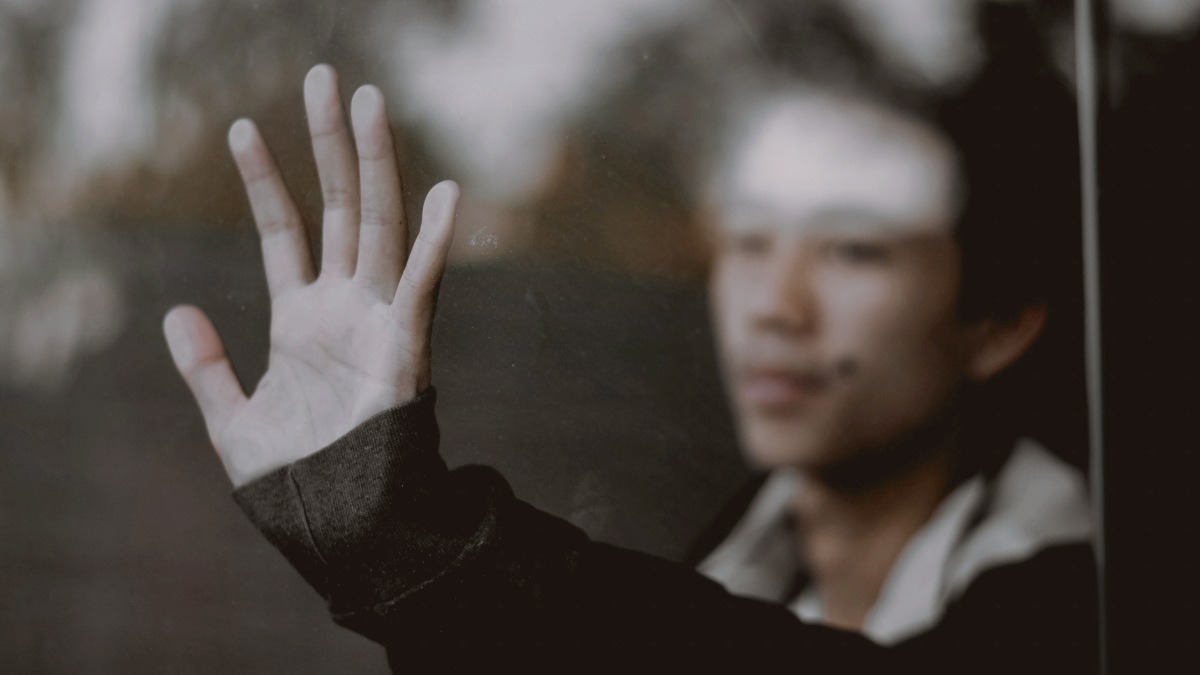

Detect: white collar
[696,438,1094,645]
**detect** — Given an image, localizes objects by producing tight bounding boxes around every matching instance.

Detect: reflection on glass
[2,0,1192,670]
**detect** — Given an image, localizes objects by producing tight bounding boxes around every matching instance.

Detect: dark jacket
[233,389,1098,673]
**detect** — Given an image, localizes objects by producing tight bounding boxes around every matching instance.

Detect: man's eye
[728,233,770,255]
[829,240,889,263]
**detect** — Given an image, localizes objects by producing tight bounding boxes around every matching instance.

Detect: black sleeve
[231,388,889,672]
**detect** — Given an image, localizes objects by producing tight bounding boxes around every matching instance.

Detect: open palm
[164,65,457,487]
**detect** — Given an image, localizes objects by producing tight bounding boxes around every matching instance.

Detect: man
[163,14,1096,672]
[693,85,1093,647]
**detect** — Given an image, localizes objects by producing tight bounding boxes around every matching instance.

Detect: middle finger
[351,85,406,300]
[305,65,360,279]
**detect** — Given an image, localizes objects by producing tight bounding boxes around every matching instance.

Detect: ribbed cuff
[233,388,449,606]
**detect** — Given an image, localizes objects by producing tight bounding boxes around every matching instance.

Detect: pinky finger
[392,180,459,326]
[163,305,247,449]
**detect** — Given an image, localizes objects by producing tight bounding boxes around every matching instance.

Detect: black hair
[930,4,1086,469]
[935,7,1082,324]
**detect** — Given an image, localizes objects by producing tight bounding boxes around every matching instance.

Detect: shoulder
[894,437,1099,673]
[900,543,1098,674]
[950,542,1097,619]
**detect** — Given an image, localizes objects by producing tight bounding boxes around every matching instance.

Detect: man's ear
[965,302,1048,382]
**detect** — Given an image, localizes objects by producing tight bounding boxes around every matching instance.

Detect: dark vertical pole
[1073,0,1107,672]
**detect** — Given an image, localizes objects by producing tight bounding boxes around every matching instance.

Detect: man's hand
[164,64,457,488]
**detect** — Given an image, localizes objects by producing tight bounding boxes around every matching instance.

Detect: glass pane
[10,0,1187,670]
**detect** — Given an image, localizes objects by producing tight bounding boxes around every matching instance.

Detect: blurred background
[1,0,1197,672]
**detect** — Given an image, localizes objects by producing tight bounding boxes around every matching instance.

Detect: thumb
[164,305,246,448]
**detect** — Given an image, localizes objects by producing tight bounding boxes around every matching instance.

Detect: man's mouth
[739,366,832,410]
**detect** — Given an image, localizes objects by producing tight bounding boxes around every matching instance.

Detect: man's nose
[750,246,818,334]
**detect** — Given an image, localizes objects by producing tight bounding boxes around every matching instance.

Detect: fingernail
[228,119,255,152]
[351,85,383,128]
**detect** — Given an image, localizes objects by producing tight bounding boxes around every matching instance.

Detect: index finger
[392,180,458,327]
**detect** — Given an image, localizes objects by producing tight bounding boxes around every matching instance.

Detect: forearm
[231,389,886,670]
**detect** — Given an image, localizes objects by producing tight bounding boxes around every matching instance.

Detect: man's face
[710,93,975,469]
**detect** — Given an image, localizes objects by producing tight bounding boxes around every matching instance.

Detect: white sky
[53,0,182,179]
[837,0,986,87]
[380,0,699,202]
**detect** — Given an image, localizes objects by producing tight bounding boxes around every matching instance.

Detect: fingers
[163,305,247,450]
[392,181,459,327]
[232,69,415,306]
[305,65,360,278]
[351,85,407,299]
[229,119,315,299]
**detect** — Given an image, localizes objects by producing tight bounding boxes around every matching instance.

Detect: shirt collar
[697,438,1093,645]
